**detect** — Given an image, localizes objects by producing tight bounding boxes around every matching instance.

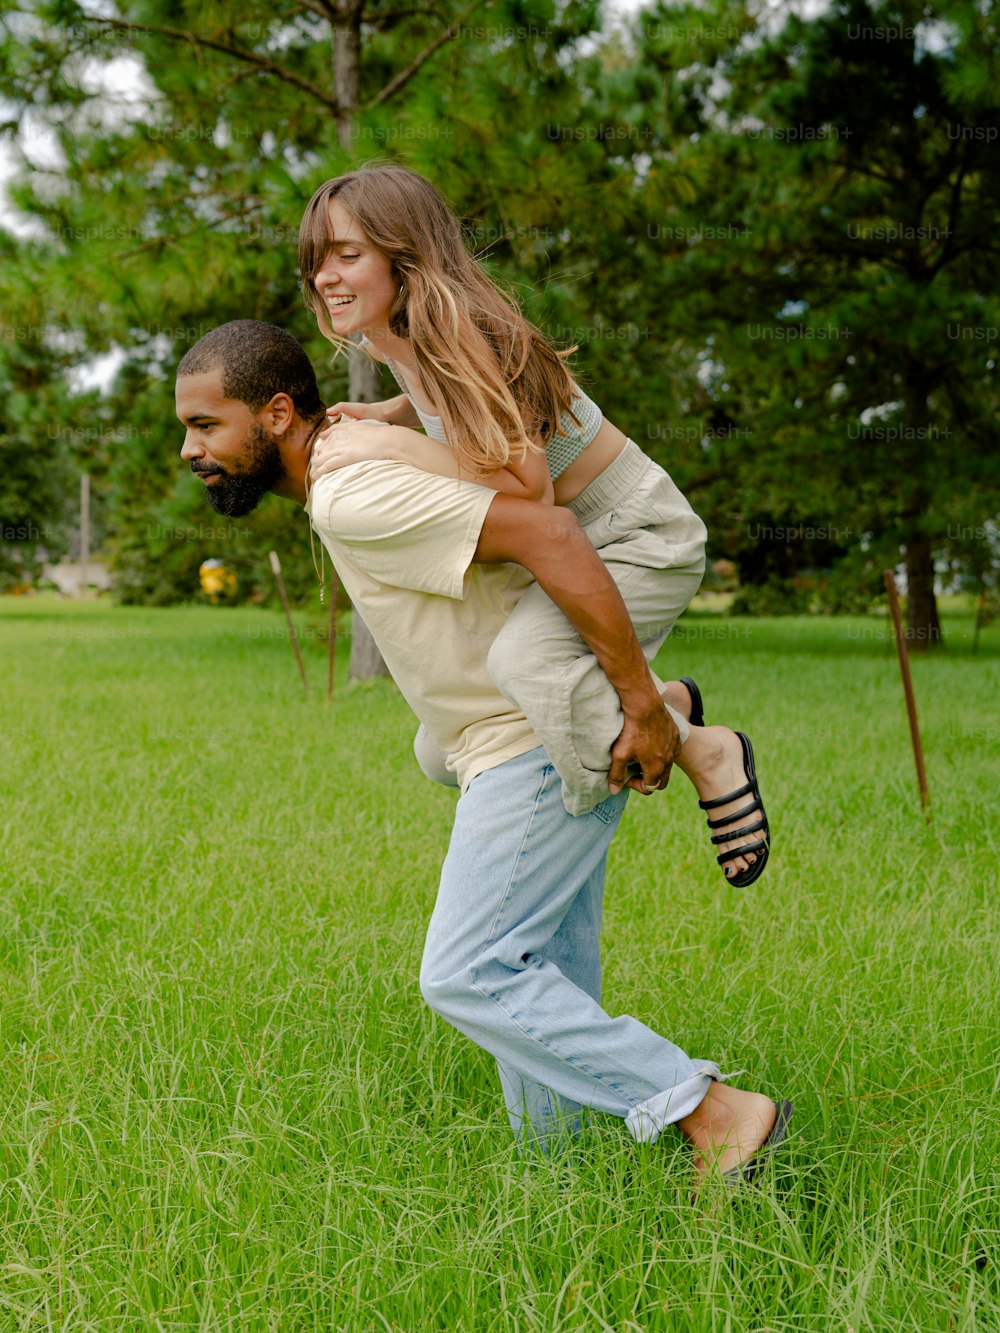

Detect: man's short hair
[177,320,324,420]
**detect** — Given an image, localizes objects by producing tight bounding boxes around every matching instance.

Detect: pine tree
[1,0,616,669]
[628,0,1000,644]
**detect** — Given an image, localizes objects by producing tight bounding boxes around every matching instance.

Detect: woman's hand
[326,394,422,430]
[309,417,396,483]
[325,400,391,424]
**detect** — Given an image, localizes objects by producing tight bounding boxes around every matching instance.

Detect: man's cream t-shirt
[305,460,544,792]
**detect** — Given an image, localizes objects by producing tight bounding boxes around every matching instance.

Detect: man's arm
[473,494,678,794]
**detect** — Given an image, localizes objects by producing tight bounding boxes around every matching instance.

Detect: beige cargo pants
[414,439,708,817]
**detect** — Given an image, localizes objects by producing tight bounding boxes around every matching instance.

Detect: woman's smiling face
[311,199,398,339]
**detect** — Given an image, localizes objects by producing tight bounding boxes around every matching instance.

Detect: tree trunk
[904,532,943,652]
[331,0,390,680]
[332,0,363,148]
[900,368,942,652]
[348,603,392,677]
[346,348,391,679]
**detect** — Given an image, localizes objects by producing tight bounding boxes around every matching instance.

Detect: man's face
[176,371,285,517]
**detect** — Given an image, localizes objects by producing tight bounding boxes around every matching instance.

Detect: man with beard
[174,320,790,1182]
[177,323,321,518]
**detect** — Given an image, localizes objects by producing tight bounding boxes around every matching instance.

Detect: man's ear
[260,392,296,438]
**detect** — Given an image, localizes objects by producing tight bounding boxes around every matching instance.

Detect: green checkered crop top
[360,337,603,480]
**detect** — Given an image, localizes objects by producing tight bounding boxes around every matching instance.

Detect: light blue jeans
[419,745,724,1155]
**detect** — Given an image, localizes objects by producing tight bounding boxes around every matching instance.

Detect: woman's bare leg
[658,682,767,880]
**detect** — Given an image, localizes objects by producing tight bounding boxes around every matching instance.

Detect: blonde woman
[300,165,770,886]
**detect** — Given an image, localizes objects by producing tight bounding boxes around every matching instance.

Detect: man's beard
[200,423,284,517]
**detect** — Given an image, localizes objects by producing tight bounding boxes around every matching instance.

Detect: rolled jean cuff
[624,1061,725,1144]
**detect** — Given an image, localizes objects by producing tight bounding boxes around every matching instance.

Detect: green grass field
[1,596,997,1331]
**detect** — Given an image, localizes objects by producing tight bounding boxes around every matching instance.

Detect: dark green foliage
[0,0,996,632]
[625,0,1000,642]
[0,323,102,589]
[1,0,626,606]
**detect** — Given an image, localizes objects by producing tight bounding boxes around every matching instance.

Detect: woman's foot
[675,724,766,879]
[677,1081,779,1181]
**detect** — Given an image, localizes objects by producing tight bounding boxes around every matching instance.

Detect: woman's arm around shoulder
[311,422,554,502]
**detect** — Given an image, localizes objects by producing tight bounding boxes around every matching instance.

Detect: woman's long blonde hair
[299,164,581,473]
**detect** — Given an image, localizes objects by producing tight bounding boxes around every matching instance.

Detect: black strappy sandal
[698,731,770,887]
[680,676,705,728]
